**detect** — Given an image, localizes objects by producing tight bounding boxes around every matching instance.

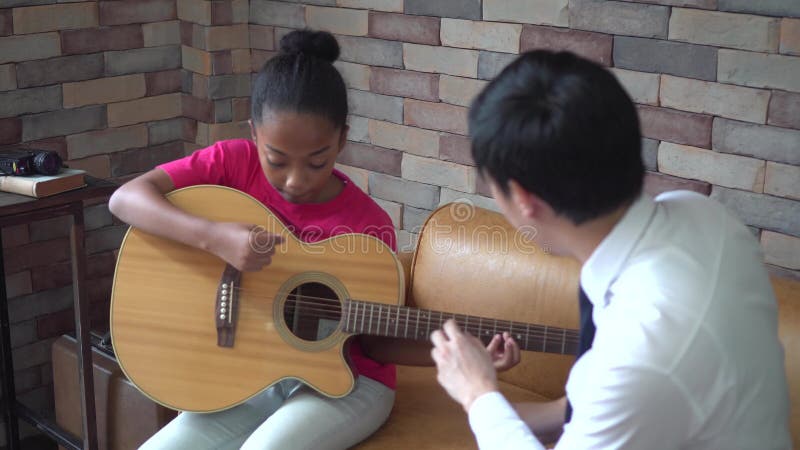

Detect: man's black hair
[470,50,644,225]
[251,29,348,129]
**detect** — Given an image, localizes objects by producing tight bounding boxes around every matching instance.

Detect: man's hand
[431,320,500,412]
[487,332,521,372]
[206,222,284,272]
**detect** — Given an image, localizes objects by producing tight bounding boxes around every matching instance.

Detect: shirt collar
[580,194,657,307]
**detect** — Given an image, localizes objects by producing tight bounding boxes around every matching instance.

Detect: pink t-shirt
[157,138,397,389]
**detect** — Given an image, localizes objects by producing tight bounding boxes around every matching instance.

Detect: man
[430,50,791,449]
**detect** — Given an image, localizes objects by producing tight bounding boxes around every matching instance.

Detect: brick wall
[0,0,799,444]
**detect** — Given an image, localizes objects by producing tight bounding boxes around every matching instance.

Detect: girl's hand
[207,222,284,272]
[486,332,521,372]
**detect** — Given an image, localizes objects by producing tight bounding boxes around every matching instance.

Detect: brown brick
[182,45,213,76]
[61,24,144,55]
[143,20,181,47]
[1,224,29,250]
[231,49,250,74]
[3,238,71,273]
[99,0,177,26]
[0,118,22,145]
[637,105,713,148]
[212,51,233,75]
[251,49,276,72]
[370,67,438,101]
[205,24,249,51]
[63,74,147,108]
[12,3,98,35]
[368,11,440,45]
[209,120,249,143]
[16,53,103,89]
[208,73,250,99]
[643,171,711,197]
[148,117,197,144]
[146,69,183,96]
[66,155,111,179]
[14,137,68,161]
[339,141,402,176]
[520,25,612,66]
[66,124,149,159]
[5,272,31,299]
[182,94,214,122]
[404,99,468,135]
[768,90,800,130]
[0,9,12,37]
[250,25,275,50]
[107,93,182,127]
[232,98,251,121]
[178,0,212,25]
[110,141,185,177]
[211,0,233,25]
[191,72,208,98]
[105,45,181,76]
[439,133,473,165]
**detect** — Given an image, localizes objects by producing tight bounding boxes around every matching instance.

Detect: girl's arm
[108,169,280,272]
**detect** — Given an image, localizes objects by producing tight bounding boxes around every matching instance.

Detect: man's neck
[558,202,633,265]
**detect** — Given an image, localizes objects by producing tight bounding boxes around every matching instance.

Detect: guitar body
[110,185,404,413]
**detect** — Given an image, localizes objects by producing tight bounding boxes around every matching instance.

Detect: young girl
[109,30,398,450]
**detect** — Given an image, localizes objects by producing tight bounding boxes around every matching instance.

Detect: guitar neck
[342,300,579,356]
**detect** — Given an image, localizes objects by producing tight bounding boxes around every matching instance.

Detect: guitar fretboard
[342,300,579,355]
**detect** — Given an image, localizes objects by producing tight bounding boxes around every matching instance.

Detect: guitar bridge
[216,264,241,348]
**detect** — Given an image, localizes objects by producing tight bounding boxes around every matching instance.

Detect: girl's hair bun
[279,29,340,63]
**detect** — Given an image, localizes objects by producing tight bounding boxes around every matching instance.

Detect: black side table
[0,177,117,450]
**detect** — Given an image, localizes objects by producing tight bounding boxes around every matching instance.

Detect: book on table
[0,168,87,198]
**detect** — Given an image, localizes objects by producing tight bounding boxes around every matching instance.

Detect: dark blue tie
[564,286,595,423]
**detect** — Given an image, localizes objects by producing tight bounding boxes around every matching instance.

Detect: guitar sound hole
[283,282,342,341]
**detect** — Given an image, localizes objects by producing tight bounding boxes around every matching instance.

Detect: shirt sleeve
[468,392,547,450]
[157,141,229,189]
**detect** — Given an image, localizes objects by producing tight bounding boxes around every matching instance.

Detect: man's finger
[442,319,463,338]
[486,334,501,353]
[430,329,448,348]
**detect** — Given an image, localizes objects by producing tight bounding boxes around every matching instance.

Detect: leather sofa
[54,203,798,449]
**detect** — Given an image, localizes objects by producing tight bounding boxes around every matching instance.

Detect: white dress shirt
[468,191,791,450]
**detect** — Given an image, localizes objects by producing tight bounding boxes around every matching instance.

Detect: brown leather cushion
[355,365,553,450]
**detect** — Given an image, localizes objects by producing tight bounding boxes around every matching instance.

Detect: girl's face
[250,111,348,204]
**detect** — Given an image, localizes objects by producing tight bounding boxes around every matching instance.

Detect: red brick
[643,171,711,197]
[3,238,71,273]
[767,90,800,130]
[637,105,712,149]
[99,0,177,26]
[1,225,29,248]
[520,25,612,66]
[146,69,183,96]
[0,118,21,145]
[211,1,233,25]
[180,20,193,45]
[370,67,438,101]
[61,24,144,55]
[212,50,233,75]
[339,141,402,176]
[0,10,12,37]
[232,97,250,121]
[404,99,469,135]
[439,133,473,166]
[368,11,440,45]
[182,94,213,122]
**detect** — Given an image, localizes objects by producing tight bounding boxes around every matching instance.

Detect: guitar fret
[345,301,351,333]
[383,305,389,336]
[561,328,566,354]
[415,309,420,339]
[542,325,548,352]
[394,306,400,338]
[404,308,409,339]
[525,323,530,351]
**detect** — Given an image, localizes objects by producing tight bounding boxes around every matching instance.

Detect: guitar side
[110,185,404,413]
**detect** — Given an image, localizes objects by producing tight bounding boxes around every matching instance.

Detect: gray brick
[110,141,185,177]
[85,203,113,232]
[16,53,105,88]
[13,339,55,371]
[614,36,716,81]
[148,117,195,145]
[105,45,181,76]
[719,0,800,18]
[22,105,106,141]
[214,99,233,122]
[86,225,127,254]
[29,216,71,242]
[0,0,54,6]
[405,0,480,19]
[250,0,306,28]
[403,206,433,232]
[0,85,62,119]
[348,89,403,124]
[369,172,440,209]
[711,186,800,237]
[338,35,403,68]
[281,0,336,4]
[712,118,800,166]
[0,33,61,64]
[569,0,669,38]
[477,51,517,80]
[10,320,36,349]
[617,0,716,7]
[8,287,73,324]
[339,142,402,176]
[642,138,658,171]
[718,50,800,93]
[208,74,250,100]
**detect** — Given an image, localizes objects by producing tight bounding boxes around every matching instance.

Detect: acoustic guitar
[110,185,579,413]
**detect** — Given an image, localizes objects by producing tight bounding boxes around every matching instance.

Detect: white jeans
[139,376,395,450]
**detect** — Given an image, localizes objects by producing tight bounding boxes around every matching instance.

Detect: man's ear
[508,179,545,219]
